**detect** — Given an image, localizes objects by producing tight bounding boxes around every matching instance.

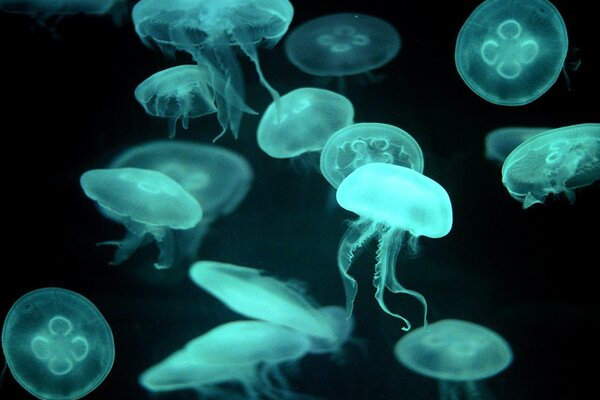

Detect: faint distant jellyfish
[0,0,118,16]
[2,288,114,400]
[257,87,354,160]
[394,319,513,400]
[501,123,600,208]
[320,122,424,189]
[132,0,294,140]
[336,163,452,330]
[455,0,568,105]
[80,168,203,269]
[484,126,550,164]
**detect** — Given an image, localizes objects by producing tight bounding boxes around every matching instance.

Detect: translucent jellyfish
[501,123,600,208]
[2,287,114,400]
[0,0,119,16]
[455,0,568,105]
[257,87,354,159]
[320,122,424,189]
[132,0,294,140]
[80,167,203,269]
[336,163,452,330]
[107,140,252,266]
[484,126,550,164]
[394,319,513,400]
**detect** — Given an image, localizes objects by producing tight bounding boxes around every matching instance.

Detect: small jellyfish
[394,319,513,400]
[320,122,424,189]
[257,87,354,160]
[336,163,452,330]
[501,123,600,208]
[484,126,550,164]
[2,287,114,400]
[80,167,203,269]
[455,0,568,106]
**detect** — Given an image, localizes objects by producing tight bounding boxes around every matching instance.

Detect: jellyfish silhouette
[455,0,568,105]
[132,0,294,140]
[484,126,550,165]
[2,287,115,400]
[335,163,452,330]
[501,123,600,208]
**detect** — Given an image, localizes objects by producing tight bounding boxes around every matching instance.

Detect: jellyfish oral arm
[97,231,148,266]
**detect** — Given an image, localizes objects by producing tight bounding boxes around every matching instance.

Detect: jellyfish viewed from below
[455,0,568,105]
[80,167,203,269]
[394,319,513,400]
[2,287,115,400]
[501,123,600,208]
[484,126,550,164]
[320,122,424,189]
[336,163,452,330]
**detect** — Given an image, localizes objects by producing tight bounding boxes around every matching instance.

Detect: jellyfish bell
[484,126,550,165]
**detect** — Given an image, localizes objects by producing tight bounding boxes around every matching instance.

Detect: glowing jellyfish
[257,87,354,159]
[80,167,203,269]
[455,0,568,105]
[484,126,550,164]
[320,122,424,189]
[501,123,600,208]
[394,319,513,400]
[2,288,114,400]
[336,163,452,330]
[132,0,294,140]
[0,0,119,15]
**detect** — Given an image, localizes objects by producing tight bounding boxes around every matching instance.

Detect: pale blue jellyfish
[0,0,118,15]
[132,0,294,140]
[2,288,114,400]
[320,122,424,189]
[501,123,600,208]
[394,319,513,400]
[484,126,550,164]
[80,167,203,269]
[336,163,452,330]
[455,0,568,105]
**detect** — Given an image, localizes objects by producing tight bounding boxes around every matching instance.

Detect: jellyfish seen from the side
[484,126,550,165]
[455,0,568,105]
[336,163,452,330]
[501,123,600,208]
[80,167,203,269]
[320,122,424,189]
[394,319,513,400]
[2,287,115,400]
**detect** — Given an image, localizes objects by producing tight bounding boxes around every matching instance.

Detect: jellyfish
[320,122,424,189]
[132,0,294,140]
[284,13,400,90]
[80,167,203,269]
[106,140,252,267]
[455,0,568,105]
[484,126,550,164]
[0,0,119,16]
[256,87,354,162]
[394,319,513,400]
[2,287,114,400]
[501,123,600,208]
[335,163,452,330]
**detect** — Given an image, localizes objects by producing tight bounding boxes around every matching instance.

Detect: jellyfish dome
[257,87,355,159]
[284,13,400,77]
[501,123,600,208]
[2,288,114,400]
[484,126,550,164]
[455,0,568,105]
[80,167,203,269]
[320,122,424,189]
[336,163,452,330]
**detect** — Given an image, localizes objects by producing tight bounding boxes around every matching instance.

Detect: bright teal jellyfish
[0,0,118,15]
[107,140,252,267]
[2,288,114,400]
[80,167,203,269]
[320,122,424,189]
[132,0,294,140]
[484,126,550,164]
[394,319,513,400]
[336,163,452,330]
[501,123,600,208]
[257,87,354,159]
[455,0,568,105]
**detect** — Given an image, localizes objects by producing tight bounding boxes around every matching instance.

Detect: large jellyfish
[394,319,513,400]
[132,0,294,140]
[501,123,600,208]
[2,288,114,400]
[80,167,203,269]
[455,0,568,105]
[484,126,550,165]
[336,163,452,330]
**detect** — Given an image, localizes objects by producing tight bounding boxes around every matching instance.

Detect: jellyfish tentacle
[97,231,147,266]
[153,229,175,269]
